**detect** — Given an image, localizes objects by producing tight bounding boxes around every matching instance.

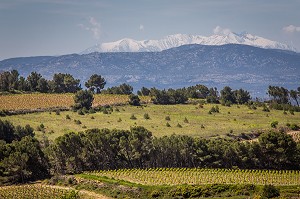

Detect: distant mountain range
[81,32,296,54]
[1,44,299,97]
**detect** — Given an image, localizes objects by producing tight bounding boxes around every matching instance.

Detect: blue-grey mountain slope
[1,44,300,97]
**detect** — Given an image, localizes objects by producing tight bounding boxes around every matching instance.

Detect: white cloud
[213,26,232,36]
[283,25,300,33]
[78,17,101,40]
[139,24,144,31]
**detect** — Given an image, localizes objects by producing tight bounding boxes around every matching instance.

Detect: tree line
[1,120,299,184]
[0,70,106,94]
[137,86,251,105]
[1,70,300,107]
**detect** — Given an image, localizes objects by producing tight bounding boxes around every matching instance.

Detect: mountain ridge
[1,44,300,97]
[81,32,296,54]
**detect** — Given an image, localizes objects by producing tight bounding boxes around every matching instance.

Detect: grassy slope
[3,104,300,140]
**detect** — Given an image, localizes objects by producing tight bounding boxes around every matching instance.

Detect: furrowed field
[84,168,300,186]
[0,93,151,111]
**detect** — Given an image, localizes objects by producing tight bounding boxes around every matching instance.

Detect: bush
[165,116,171,121]
[129,94,141,106]
[209,106,219,114]
[262,104,270,112]
[270,121,278,128]
[184,117,189,123]
[55,110,60,115]
[74,120,82,125]
[290,123,300,130]
[144,113,150,120]
[261,185,280,198]
[150,190,160,198]
[0,110,8,117]
[166,122,171,127]
[177,123,182,128]
[77,109,84,115]
[66,114,71,119]
[73,90,94,110]
[89,108,96,114]
[130,114,137,120]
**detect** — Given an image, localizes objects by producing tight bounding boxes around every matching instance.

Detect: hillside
[1,44,300,97]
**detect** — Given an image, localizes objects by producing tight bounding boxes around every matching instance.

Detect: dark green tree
[268,86,289,104]
[63,74,81,93]
[37,78,49,93]
[137,87,151,96]
[27,72,42,92]
[129,94,141,106]
[234,88,251,104]
[50,73,80,93]
[85,74,106,94]
[220,86,236,105]
[17,76,28,91]
[73,90,94,110]
[258,131,298,169]
[290,89,299,107]
[206,87,219,103]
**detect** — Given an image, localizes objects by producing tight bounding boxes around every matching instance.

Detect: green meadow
[4,103,299,141]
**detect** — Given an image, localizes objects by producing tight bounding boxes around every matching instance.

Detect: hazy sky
[1,0,300,60]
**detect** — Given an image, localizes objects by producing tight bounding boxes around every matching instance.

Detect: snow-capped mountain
[81,32,296,54]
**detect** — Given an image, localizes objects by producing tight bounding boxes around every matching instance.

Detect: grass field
[3,103,300,140]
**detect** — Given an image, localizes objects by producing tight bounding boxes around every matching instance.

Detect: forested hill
[1,44,300,97]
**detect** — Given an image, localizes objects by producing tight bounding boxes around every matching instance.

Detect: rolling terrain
[1,44,300,97]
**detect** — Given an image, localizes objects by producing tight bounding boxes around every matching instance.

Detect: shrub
[290,123,300,130]
[166,122,171,127]
[165,116,171,121]
[144,113,150,120]
[262,104,270,112]
[77,109,84,115]
[55,110,60,115]
[209,106,219,114]
[0,110,8,117]
[103,109,109,114]
[117,118,122,122]
[73,90,94,110]
[150,190,160,198]
[177,123,182,128]
[261,185,280,198]
[74,120,82,125]
[89,108,96,114]
[271,121,278,128]
[130,114,137,120]
[129,94,141,106]
[66,114,71,119]
[184,117,189,123]
[91,116,95,119]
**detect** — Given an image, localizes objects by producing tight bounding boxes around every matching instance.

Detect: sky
[0,0,300,60]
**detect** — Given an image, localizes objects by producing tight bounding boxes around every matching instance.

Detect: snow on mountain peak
[81,32,297,54]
